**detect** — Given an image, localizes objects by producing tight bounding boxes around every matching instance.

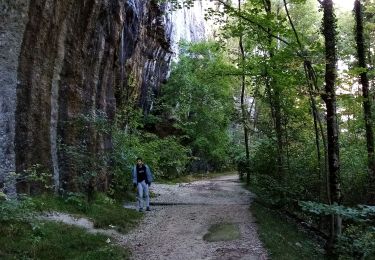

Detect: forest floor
[45,174,268,259]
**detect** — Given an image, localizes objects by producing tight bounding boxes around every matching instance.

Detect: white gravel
[121,174,268,260]
[42,174,268,259]
[41,211,122,238]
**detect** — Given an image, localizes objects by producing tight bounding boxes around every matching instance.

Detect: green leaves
[0,197,35,223]
[300,201,375,257]
[300,201,375,221]
[159,41,237,168]
[113,130,190,179]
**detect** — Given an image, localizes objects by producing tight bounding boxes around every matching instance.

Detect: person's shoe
[139,208,144,212]
[146,207,151,211]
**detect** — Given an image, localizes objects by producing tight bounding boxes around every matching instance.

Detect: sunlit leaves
[159,41,237,166]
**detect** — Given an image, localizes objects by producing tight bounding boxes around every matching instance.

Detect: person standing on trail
[132,157,153,212]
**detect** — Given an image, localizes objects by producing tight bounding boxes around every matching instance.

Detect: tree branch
[282,0,302,48]
[216,0,290,46]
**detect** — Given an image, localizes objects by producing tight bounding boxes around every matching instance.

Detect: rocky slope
[0,0,212,195]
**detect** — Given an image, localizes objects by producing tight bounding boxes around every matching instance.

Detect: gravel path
[121,174,268,260]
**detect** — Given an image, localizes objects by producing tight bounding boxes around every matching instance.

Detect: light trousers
[137,180,150,209]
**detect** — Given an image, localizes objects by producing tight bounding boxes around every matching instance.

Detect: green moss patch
[203,223,241,242]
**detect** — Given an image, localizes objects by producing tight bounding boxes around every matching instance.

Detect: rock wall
[0,0,31,196]
[168,0,216,58]
[118,0,173,113]
[0,0,211,194]
[118,0,215,113]
[14,0,126,193]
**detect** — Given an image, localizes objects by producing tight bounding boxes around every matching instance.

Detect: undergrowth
[0,192,140,259]
[0,220,129,259]
[32,193,142,233]
[251,201,325,260]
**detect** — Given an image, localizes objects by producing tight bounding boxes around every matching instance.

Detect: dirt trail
[122,174,267,260]
[43,174,267,259]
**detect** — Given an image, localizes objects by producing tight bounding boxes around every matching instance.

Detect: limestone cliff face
[118,0,214,112]
[0,0,31,196]
[14,0,126,193]
[0,0,210,194]
[118,0,173,113]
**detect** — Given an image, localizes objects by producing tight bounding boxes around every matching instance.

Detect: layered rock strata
[0,0,210,194]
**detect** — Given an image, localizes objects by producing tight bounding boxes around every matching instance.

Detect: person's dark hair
[136,157,143,161]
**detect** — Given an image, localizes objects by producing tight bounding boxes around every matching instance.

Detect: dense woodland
[1,0,375,259]
[147,0,375,257]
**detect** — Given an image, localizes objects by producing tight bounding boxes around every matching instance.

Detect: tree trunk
[274,88,283,178]
[322,0,342,256]
[238,0,251,184]
[264,0,283,179]
[283,0,329,206]
[304,62,330,204]
[354,0,375,205]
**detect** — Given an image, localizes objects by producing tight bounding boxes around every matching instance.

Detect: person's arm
[132,166,137,187]
[145,165,153,184]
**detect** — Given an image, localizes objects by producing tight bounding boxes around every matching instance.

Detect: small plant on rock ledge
[58,110,112,202]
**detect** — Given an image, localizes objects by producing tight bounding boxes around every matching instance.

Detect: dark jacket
[132,164,153,185]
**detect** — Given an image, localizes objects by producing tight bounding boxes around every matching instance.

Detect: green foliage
[0,221,129,259]
[0,191,6,200]
[6,164,54,194]
[0,165,53,224]
[111,128,190,198]
[19,164,52,190]
[300,201,375,221]
[0,191,133,258]
[252,202,325,260]
[337,224,375,259]
[0,197,35,223]
[58,110,111,201]
[1,191,140,253]
[300,201,375,258]
[215,0,375,258]
[156,0,194,11]
[159,41,237,169]
[33,193,142,233]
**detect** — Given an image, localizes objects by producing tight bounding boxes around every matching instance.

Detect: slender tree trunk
[283,0,329,206]
[304,62,327,230]
[304,62,329,202]
[319,108,330,205]
[354,0,375,204]
[322,0,342,256]
[306,62,330,204]
[305,65,323,191]
[284,118,291,172]
[264,0,283,178]
[238,0,250,183]
[274,88,283,178]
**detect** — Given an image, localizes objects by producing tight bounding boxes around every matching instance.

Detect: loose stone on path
[121,175,268,260]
